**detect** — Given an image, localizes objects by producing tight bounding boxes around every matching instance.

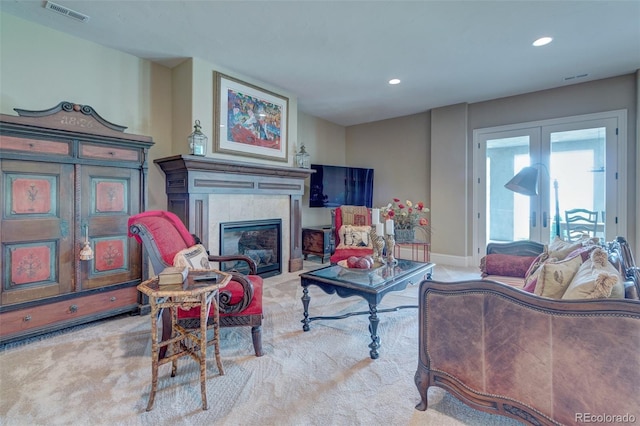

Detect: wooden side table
[394,241,430,262]
[302,226,332,263]
[137,269,231,411]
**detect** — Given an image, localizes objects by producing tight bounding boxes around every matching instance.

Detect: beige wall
[431,104,468,260]
[347,112,430,207]
[297,111,347,227]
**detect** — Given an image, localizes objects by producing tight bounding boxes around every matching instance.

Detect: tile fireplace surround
[154,155,314,272]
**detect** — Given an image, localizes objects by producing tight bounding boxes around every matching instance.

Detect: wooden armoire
[0,102,153,344]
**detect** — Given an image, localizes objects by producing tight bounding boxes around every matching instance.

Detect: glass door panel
[481,127,542,244]
[548,125,608,241]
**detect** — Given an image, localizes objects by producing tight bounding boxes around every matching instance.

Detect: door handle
[542,211,548,228]
[531,211,536,227]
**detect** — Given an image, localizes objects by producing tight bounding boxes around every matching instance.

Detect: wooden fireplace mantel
[155,155,315,272]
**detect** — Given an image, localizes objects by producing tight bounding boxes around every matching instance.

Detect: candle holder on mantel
[385,234,397,265]
[369,227,386,264]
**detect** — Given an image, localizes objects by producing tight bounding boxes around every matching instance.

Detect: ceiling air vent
[44,1,90,22]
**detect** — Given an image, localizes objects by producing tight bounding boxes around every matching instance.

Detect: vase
[395,228,415,243]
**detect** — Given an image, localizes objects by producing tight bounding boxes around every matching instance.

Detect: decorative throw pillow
[533,255,583,299]
[522,276,538,293]
[565,244,598,262]
[336,225,372,249]
[479,254,537,278]
[173,244,211,270]
[523,251,551,288]
[547,236,584,261]
[562,247,625,300]
[340,206,370,227]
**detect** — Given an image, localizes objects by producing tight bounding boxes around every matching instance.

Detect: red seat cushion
[177,275,263,319]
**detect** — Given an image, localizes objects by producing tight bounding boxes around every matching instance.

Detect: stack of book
[157,266,189,287]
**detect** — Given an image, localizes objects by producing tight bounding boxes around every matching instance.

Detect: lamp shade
[504,166,539,196]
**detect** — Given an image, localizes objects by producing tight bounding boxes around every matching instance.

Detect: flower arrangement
[380,198,430,232]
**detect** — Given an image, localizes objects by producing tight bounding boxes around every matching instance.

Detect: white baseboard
[429,252,475,268]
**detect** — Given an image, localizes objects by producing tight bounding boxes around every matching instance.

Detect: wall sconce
[295,143,310,168]
[188,119,207,156]
[79,224,94,261]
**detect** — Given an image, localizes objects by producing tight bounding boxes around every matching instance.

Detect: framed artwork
[213,72,289,162]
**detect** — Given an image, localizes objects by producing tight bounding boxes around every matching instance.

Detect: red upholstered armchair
[329,205,374,264]
[128,210,263,357]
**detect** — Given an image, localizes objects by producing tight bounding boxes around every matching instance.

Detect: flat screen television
[309,164,374,208]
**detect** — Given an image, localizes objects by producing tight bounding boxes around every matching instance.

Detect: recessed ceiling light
[533,37,553,47]
[388,79,401,85]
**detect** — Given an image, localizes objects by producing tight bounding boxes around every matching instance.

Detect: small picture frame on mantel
[213,71,289,162]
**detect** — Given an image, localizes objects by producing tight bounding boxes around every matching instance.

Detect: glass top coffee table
[299,259,434,359]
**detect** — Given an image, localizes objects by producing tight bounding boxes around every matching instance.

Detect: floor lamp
[504,165,561,237]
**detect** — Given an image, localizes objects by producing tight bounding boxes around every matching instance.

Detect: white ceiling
[2,0,639,127]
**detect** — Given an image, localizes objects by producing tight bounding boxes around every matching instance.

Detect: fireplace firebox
[220,219,282,278]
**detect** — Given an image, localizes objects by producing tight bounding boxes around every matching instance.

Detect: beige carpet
[0,264,520,426]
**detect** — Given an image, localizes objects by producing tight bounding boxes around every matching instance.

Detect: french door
[474,110,626,262]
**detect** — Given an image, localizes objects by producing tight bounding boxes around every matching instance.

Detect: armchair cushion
[127,210,196,266]
[336,225,373,249]
[173,244,211,269]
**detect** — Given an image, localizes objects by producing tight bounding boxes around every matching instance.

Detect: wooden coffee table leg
[301,285,311,331]
[368,303,380,359]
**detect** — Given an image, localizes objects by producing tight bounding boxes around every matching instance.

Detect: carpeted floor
[0,263,521,425]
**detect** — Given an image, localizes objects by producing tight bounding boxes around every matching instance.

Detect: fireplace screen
[219,219,282,278]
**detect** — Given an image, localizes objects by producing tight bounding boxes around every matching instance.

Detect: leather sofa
[414,237,640,425]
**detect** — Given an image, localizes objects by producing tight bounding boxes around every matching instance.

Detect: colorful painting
[214,72,288,162]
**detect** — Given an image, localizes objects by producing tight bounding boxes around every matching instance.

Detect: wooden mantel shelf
[154,155,314,272]
[154,155,315,179]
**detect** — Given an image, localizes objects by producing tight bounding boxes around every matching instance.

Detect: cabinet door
[79,165,142,290]
[1,160,74,305]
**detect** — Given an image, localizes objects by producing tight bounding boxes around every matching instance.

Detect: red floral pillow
[480,254,537,278]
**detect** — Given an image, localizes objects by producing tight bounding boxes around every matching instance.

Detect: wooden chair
[128,210,264,357]
[564,209,599,242]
